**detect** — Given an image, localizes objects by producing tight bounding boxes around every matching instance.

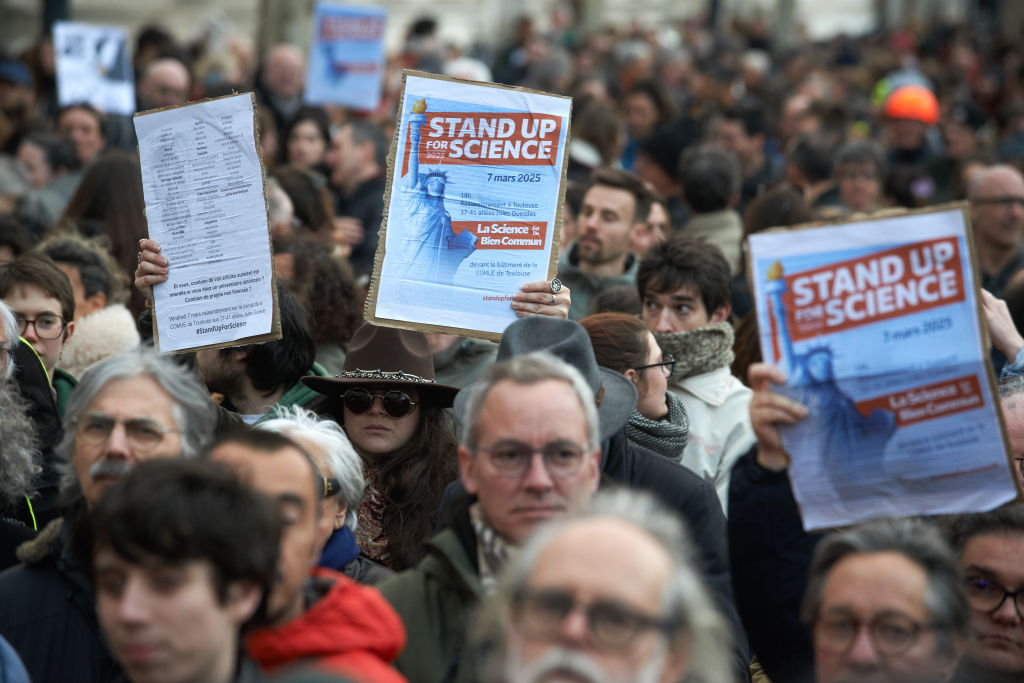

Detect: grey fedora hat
[454,317,637,441]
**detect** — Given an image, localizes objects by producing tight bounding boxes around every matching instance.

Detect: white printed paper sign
[135,93,280,353]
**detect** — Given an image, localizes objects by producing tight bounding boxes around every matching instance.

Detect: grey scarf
[625,391,690,462]
[654,322,735,382]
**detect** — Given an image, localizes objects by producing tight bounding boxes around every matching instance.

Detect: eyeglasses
[635,353,675,378]
[512,587,678,651]
[965,576,1024,619]
[341,387,418,418]
[75,414,179,452]
[14,313,66,340]
[814,612,935,656]
[475,440,588,479]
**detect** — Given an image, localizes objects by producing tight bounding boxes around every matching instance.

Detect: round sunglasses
[341,387,418,418]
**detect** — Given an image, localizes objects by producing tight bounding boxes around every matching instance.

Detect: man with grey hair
[257,406,391,584]
[804,517,969,683]
[379,351,602,683]
[480,487,733,683]
[0,349,218,683]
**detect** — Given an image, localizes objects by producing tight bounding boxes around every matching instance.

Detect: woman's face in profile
[634,332,669,420]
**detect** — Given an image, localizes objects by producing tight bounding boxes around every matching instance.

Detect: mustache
[89,459,135,480]
[507,647,612,683]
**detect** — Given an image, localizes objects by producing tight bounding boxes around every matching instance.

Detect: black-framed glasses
[476,440,588,479]
[341,388,418,418]
[14,313,66,340]
[965,575,1024,619]
[635,353,675,378]
[75,414,179,452]
[814,611,935,656]
[512,587,678,651]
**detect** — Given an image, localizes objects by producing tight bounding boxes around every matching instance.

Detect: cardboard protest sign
[53,21,135,115]
[134,93,280,353]
[304,3,386,110]
[749,204,1020,530]
[366,71,572,340]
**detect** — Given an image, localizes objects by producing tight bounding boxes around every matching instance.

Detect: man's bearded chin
[501,638,667,683]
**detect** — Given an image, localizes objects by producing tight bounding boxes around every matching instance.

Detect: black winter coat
[728,446,823,683]
[0,516,123,683]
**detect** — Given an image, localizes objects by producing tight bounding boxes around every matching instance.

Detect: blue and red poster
[749,206,1019,529]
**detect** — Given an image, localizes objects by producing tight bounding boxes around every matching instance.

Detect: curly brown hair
[274,235,362,346]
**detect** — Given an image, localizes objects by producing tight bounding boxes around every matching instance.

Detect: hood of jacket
[246,567,405,674]
[57,304,140,379]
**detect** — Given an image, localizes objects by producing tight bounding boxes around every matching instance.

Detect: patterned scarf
[625,391,690,462]
[355,464,391,566]
[469,502,515,595]
[654,321,735,382]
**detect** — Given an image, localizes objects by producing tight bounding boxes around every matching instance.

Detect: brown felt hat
[302,323,460,407]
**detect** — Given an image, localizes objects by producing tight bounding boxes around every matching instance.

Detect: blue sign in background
[304,3,386,110]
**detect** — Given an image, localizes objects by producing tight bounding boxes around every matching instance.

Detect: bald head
[138,58,190,109]
[263,44,304,99]
[968,165,1024,202]
[969,164,1024,254]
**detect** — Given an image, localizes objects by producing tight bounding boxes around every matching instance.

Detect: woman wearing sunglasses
[304,323,460,571]
[579,312,689,464]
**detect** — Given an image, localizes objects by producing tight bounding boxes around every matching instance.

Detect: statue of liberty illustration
[398,98,477,284]
[765,261,897,490]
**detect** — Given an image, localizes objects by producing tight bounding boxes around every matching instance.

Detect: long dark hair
[323,397,459,570]
[54,150,148,315]
[374,404,458,570]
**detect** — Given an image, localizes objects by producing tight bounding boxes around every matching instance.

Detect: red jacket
[247,568,407,683]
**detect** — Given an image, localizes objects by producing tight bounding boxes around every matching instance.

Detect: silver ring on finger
[137,251,142,264]
[549,278,562,294]
[550,294,556,305]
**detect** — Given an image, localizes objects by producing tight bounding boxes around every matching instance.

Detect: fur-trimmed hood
[15,517,62,565]
[58,304,140,379]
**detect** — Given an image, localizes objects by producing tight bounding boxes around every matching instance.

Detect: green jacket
[52,368,77,418]
[378,525,483,683]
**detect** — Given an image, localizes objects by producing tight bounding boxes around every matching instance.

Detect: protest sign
[749,205,1020,530]
[53,21,135,115]
[134,93,280,354]
[366,71,572,340]
[304,3,386,110]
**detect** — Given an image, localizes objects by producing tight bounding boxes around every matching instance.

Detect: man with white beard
[479,488,732,683]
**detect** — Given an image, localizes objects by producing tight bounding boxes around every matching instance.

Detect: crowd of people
[1,5,1024,683]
